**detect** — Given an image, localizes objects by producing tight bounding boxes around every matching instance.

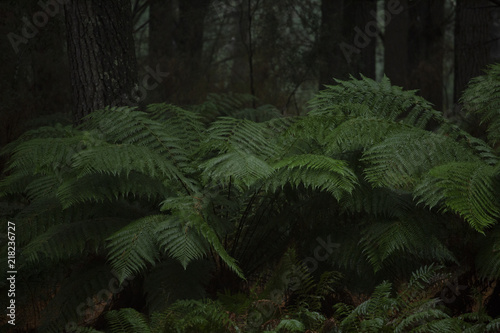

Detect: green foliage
[415,162,500,232]
[462,63,500,146]
[335,265,452,332]
[3,69,500,331]
[106,308,152,333]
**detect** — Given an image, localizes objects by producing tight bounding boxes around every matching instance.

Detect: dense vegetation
[1,65,500,332]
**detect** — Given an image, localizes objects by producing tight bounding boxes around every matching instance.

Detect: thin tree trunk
[354,0,376,79]
[174,0,211,102]
[318,0,376,87]
[454,0,492,102]
[384,0,409,87]
[407,0,444,109]
[318,0,345,86]
[149,0,175,101]
[64,0,138,122]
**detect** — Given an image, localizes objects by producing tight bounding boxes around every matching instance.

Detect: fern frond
[462,63,500,146]
[21,218,128,264]
[360,219,456,272]
[407,264,444,292]
[72,143,180,179]
[5,135,85,176]
[106,308,152,333]
[107,215,163,282]
[415,162,500,232]
[155,215,209,268]
[266,154,357,200]
[274,318,306,332]
[486,317,500,332]
[310,75,443,128]
[164,299,236,332]
[161,196,244,278]
[363,129,478,189]
[203,117,278,158]
[145,103,204,145]
[201,149,274,188]
[1,124,77,156]
[476,225,500,278]
[325,117,407,155]
[82,106,198,177]
[193,212,245,279]
[404,317,459,333]
[56,172,168,208]
[340,182,414,217]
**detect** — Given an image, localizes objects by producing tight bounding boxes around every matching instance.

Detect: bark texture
[65,0,138,122]
[454,0,491,102]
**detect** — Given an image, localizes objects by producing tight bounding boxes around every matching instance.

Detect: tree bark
[454,0,492,102]
[384,0,409,87]
[407,0,444,109]
[318,0,344,86]
[149,0,175,102]
[64,0,138,122]
[318,0,376,88]
[173,0,210,103]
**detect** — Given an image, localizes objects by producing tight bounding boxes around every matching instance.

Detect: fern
[266,154,357,200]
[106,308,152,333]
[415,162,500,232]
[462,63,500,146]
[155,214,209,268]
[359,218,456,272]
[273,318,306,332]
[362,129,478,190]
[309,75,443,129]
[21,217,128,264]
[201,149,274,189]
[163,299,236,332]
[107,215,162,282]
[335,265,453,332]
[4,73,500,332]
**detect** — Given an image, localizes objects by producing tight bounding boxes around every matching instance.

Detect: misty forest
[2,0,500,332]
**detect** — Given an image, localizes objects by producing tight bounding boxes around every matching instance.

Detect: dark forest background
[2,1,500,332]
[2,0,500,150]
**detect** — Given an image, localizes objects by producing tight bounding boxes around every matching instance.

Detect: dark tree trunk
[64,0,138,122]
[384,0,409,87]
[318,0,376,88]
[229,0,251,90]
[407,0,444,109]
[173,0,211,102]
[318,0,344,86]
[149,0,175,102]
[352,0,376,79]
[454,0,492,102]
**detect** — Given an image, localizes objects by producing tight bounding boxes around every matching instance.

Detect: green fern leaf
[106,308,152,333]
[415,162,500,232]
[107,215,163,282]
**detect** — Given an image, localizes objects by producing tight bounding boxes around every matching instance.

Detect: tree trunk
[407,0,444,109]
[318,0,344,86]
[64,0,138,122]
[149,0,175,102]
[353,0,376,79]
[384,0,409,87]
[454,0,492,102]
[318,0,376,88]
[173,0,211,103]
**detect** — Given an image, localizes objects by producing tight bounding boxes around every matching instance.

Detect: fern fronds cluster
[2,68,500,331]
